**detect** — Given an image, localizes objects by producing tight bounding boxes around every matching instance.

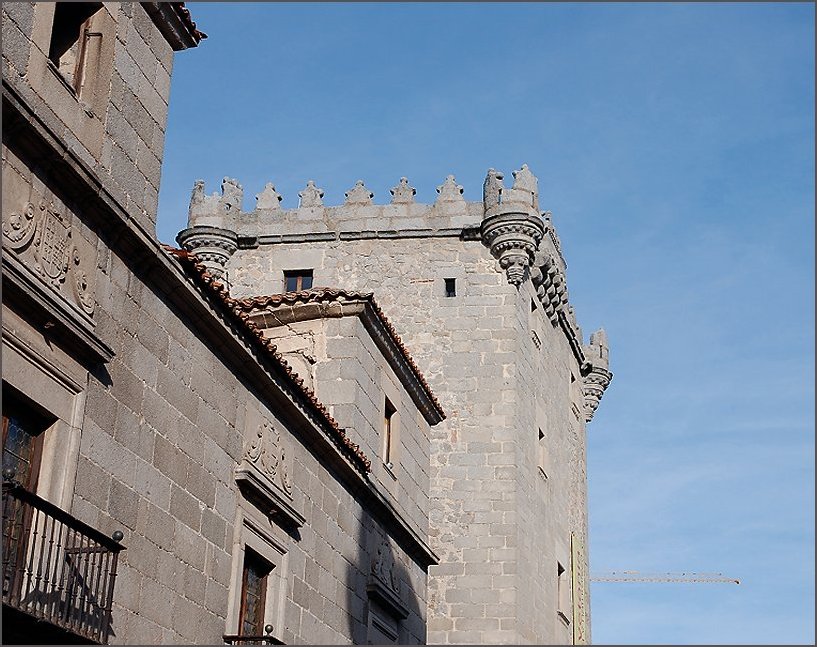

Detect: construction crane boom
[591,571,740,584]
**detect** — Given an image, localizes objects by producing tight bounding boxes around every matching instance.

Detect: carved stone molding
[2,194,97,317]
[531,250,568,324]
[235,420,303,528]
[176,225,237,279]
[480,213,545,286]
[367,538,408,619]
[2,202,38,250]
[245,420,292,496]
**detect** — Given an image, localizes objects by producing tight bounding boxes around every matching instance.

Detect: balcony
[223,625,284,645]
[2,478,125,644]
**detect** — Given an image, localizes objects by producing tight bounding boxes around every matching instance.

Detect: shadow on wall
[348,512,422,645]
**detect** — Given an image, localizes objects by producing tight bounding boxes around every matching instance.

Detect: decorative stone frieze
[390,177,416,204]
[480,164,546,286]
[345,180,374,205]
[582,329,612,422]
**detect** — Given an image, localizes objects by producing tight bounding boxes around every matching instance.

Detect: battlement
[179,164,569,311]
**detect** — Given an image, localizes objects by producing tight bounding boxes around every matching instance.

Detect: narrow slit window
[444,278,456,298]
[557,561,571,624]
[283,269,313,292]
[537,428,548,479]
[383,398,396,468]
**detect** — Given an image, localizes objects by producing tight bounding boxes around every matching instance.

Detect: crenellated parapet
[582,329,613,422]
[176,177,241,278]
[480,164,545,286]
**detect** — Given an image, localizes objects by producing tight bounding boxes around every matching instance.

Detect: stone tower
[178,165,612,644]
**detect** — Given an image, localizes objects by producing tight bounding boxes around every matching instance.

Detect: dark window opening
[2,389,51,492]
[383,398,396,467]
[239,548,273,637]
[283,269,313,292]
[531,299,537,312]
[48,2,103,91]
[444,278,456,298]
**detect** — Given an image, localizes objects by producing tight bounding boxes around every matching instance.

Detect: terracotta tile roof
[162,247,371,473]
[232,289,446,421]
[171,3,207,42]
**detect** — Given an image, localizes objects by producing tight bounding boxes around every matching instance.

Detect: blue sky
[156,3,815,644]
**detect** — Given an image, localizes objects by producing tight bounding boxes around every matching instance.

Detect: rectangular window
[444,278,456,298]
[283,269,313,292]
[383,398,396,468]
[2,394,49,492]
[537,428,549,479]
[48,2,103,92]
[239,548,273,637]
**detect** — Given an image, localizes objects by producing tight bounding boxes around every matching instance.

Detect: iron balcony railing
[223,625,284,644]
[2,477,125,644]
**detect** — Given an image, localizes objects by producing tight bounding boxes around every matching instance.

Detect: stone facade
[2,4,439,645]
[177,167,613,644]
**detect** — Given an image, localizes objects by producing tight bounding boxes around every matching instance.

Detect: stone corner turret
[582,329,613,423]
[176,177,241,280]
[479,164,545,286]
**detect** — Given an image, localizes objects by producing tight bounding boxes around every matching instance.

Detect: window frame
[226,507,288,643]
[383,398,397,469]
[47,2,104,96]
[283,270,313,293]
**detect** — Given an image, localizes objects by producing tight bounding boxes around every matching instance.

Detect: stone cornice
[141,2,206,51]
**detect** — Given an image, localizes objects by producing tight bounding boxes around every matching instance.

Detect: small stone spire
[435,175,465,203]
[344,180,374,205]
[298,180,324,207]
[256,182,283,211]
[390,177,416,204]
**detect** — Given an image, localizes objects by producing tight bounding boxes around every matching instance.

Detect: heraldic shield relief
[2,189,96,317]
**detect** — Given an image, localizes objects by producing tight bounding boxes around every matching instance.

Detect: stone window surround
[28,3,117,159]
[225,505,289,643]
[1,323,87,511]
